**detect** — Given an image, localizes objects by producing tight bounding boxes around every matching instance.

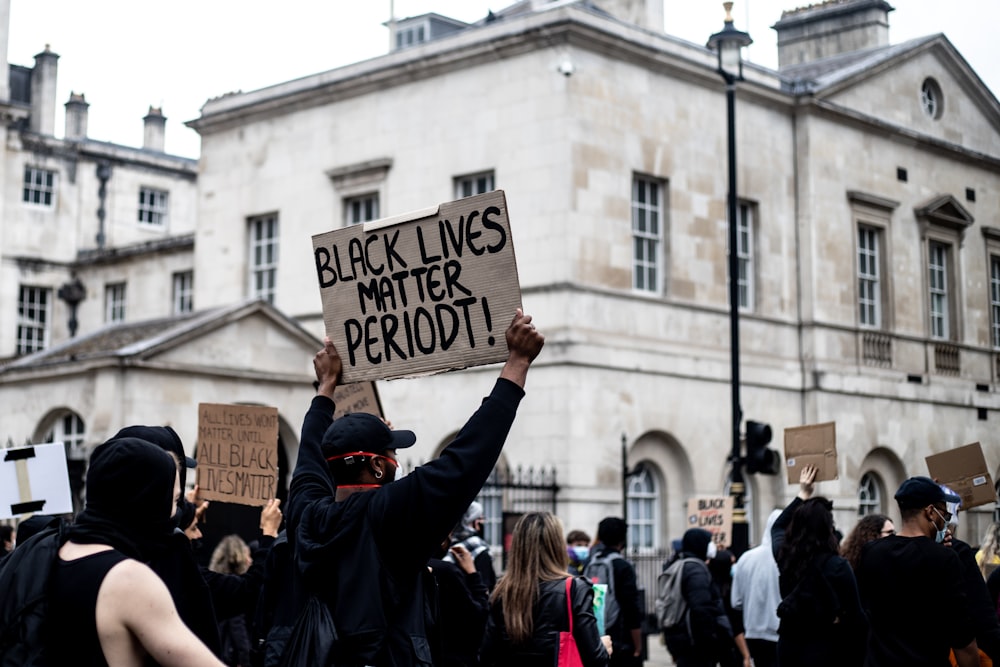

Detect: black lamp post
[707,2,753,556]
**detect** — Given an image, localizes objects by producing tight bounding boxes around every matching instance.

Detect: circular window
[920,78,944,120]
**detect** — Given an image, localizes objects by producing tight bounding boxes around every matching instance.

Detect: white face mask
[931,507,949,544]
[706,541,718,560]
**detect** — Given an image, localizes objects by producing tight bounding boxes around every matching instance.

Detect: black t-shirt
[857,535,976,667]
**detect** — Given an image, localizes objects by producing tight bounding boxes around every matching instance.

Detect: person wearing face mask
[444,501,498,592]
[856,476,979,667]
[567,530,592,575]
[284,310,544,667]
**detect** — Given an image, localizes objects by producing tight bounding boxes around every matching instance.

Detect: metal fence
[627,548,672,619]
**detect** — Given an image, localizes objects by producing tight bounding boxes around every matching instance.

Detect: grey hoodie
[730,509,782,642]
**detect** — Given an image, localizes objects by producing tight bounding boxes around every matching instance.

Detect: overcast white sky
[8,1,999,159]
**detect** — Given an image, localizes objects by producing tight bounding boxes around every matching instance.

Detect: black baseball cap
[321,413,416,461]
[894,476,961,510]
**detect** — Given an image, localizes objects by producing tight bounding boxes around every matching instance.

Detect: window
[16,286,50,354]
[632,176,663,293]
[345,194,379,226]
[23,166,56,206]
[626,465,659,551]
[105,283,127,323]
[477,468,503,549]
[248,214,279,303]
[858,226,882,328]
[920,78,944,120]
[736,203,755,311]
[395,24,426,50]
[172,271,193,315]
[45,411,86,461]
[857,473,883,516]
[992,256,1000,349]
[928,241,950,339]
[138,187,168,226]
[455,171,495,199]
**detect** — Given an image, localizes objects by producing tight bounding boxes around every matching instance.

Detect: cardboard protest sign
[333,381,384,421]
[0,443,73,519]
[312,189,521,383]
[686,496,734,548]
[196,403,279,507]
[926,442,996,509]
[784,422,838,484]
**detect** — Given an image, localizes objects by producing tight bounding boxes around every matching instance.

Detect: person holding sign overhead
[285,308,543,667]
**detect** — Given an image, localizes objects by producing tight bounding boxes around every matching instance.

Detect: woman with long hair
[481,511,611,667]
[771,465,868,667]
[840,513,894,571]
[976,522,1000,578]
[209,535,252,667]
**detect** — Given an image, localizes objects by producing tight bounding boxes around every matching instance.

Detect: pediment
[914,194,974,233]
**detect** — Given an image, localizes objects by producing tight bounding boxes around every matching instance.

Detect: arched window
[858,472,883,516]
[44,411,86,460]
[626,464,659,551]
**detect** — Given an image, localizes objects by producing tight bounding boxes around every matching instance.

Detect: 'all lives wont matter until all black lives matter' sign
[197,403,279,507]
[312,189,522,383]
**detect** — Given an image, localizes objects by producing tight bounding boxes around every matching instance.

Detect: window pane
[632,177,663,294]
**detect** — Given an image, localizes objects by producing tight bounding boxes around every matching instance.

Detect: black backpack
[0,524,65,667]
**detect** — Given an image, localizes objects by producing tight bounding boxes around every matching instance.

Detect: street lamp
[707,2,753,555]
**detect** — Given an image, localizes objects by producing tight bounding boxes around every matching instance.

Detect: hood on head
[760,509,782,548]
[682,528,713,560]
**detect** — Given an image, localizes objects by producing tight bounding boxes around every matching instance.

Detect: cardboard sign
[926,442,996,509]
[784,422,838,484]
[196,403,279,507]
[312,189,521,383]
[333,381,384,421]
[686,496,734,548]
[0,443,73,519]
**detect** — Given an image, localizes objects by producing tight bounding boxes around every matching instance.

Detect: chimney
[773,0,894,70]
[64,91,89,140]
[0,0,11,101]
[29,44,59,135]
[143,105,166,152]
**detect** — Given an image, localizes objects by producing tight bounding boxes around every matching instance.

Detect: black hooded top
[64,437,177,561]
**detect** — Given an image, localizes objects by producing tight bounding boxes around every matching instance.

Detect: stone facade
[2,0,998,550]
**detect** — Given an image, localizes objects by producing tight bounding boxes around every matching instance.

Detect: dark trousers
[746,638,777,667]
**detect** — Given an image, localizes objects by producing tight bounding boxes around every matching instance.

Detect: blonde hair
[491,511,569,644]
[980,522,1000,578]
[209,534,251,575]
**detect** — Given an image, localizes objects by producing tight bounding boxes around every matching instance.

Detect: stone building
[2,0,998,553]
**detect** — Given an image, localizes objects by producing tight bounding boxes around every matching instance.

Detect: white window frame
[23,166,57,207]
[858,225,882,328]
[105,282,127,323]
[16,285,51,354]
[626,465,659,552]
[736,202,755,312]
[857,472,883,516]
[992,255,1000,350]
[138,187,169,226]
[248,214,279,303]
[345,194,380,226]
[632,176,663,294]
[395,21,427,50]
[455,171,495,199]
[928,241,950,340]
[172,270,194,315]
[45,411,87,461]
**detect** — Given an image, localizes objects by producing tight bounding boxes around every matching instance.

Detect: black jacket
[661,554,734,657]
[287,378,525,667]
[481,576,610,667]
[426,559,489,667]
[953,538,1000,662]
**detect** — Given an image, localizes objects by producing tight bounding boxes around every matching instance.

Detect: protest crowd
[2,308,1000,667]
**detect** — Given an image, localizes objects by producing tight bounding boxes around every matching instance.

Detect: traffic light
[745,420,781,475]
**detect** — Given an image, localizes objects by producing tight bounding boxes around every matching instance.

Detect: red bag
[558,577,585,667]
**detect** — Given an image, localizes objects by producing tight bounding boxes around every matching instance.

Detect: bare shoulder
[101,557,169,601]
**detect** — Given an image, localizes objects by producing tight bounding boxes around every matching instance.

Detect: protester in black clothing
[771,465,867,667]
[445,501,498,592]
[708,549,751,667]
[988,567,1000,614]
[481,511,610,667]
[285,309,544,667]
[662,528,736,667]
[427,542,490,667]
[587,517,643,667]
[856,476,979,667]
